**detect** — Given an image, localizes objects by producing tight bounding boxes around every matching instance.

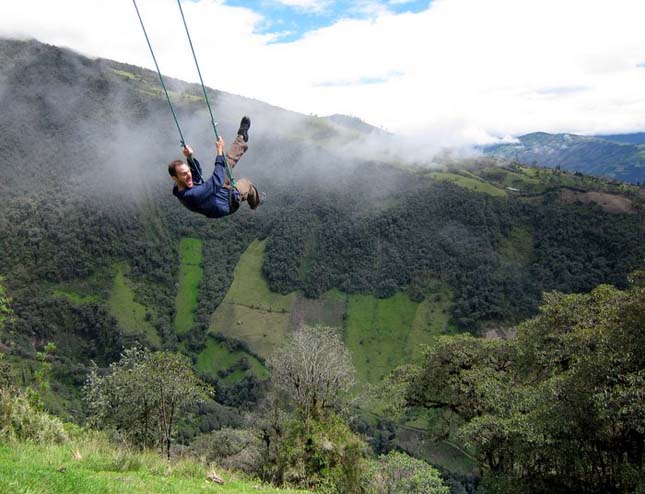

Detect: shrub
[364,450,449,494]
[276,413,368,494]
[190,428,264,474]
[0,388,68,444]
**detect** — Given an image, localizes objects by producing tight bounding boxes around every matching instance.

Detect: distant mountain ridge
[484,131,645,184]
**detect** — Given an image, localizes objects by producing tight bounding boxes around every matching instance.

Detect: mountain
[484,131,645,184]
[322,113,388,135]
[0,39,643,478]
[594,132,645,145]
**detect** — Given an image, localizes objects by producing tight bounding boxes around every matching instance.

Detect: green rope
[176,0,237,188]
[132,0,186,148]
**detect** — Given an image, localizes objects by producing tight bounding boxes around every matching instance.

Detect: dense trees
[407,280,645,493]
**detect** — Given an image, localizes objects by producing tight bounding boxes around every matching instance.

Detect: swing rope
[176,0,237,188]
[131,0,186,148]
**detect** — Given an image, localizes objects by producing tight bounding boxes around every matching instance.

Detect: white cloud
[1,0,645,144]
[271,0,331,12]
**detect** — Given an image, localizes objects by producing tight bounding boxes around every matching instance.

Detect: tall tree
[268,325,354,420]
[85,348,210,459]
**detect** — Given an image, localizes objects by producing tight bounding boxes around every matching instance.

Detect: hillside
[484,131,645,184]
[0,37,644,486]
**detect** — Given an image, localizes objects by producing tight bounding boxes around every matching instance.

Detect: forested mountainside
[1,35,643,393]
[484,131,645,184]
[0,38,644,492]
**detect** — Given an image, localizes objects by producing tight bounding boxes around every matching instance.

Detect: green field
[175,238,204,335]
[108,263,159,346]
[473,166,545,193]
[197,337,269,384]
[430,172,507,197]
[210,240,296,359]
[210,241,456,382]
[345,286,454,385]
[0,441,308,494]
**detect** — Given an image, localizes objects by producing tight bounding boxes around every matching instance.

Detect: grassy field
[0,441,308,494]
[210,240,295,359]
[175,238,204,335]
[430,171,507,197]
[210,241,456,382]
[473,166,545,193]
[345,285,455,384]
[197,337,269,384]
[108,263,160,346]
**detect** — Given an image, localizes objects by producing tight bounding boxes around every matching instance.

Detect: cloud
[271,0,332,12]
[1,0,645,144]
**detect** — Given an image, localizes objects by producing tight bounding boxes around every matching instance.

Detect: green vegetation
[196,337,269,384]
[110,68,138,80]
[0,442,308,494]
[52,289,99,305]
[485,131,645,184]
[175,237,203,334]
[108,263,159,346]
[407,281,645,492]
[430,171,507,197]
[345,288,454,385]
[210,240,295,359]
[499,226,534,263]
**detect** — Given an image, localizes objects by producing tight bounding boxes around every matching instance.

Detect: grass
[0,441,308,494]
[210,240,457,383]
[196,337,269,384]
[210,240,295,359]
[430,172,507,197]
[345,284,455,385]
[108,263,160,346]
[473,166,545,193]
[52,289,99,305]
[175,238,204,335]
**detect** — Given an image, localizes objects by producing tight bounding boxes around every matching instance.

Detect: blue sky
[224,0,430,43]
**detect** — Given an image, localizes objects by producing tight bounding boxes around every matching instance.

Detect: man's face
[173,163,193,189]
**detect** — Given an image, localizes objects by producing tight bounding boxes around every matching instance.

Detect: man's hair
[168,160,184,178]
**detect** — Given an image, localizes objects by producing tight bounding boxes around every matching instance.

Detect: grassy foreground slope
[0,441,307,494]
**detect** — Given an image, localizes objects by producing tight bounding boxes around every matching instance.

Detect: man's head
[168,160,193,190]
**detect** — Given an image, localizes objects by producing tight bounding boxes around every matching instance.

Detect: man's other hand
[182,146,194,157]
[216,137,224,156]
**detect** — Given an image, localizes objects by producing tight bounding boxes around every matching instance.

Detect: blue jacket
[172,155,239,218]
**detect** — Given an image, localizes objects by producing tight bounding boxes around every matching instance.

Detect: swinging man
[168,116,261,218]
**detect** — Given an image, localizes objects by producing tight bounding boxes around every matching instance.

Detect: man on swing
[168,116,261,218]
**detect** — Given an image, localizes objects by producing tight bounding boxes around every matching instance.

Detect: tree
[267,325,355,420]
[407,282,645,493]
[365,451,448,494]
[0,276,12,331]
[85,348,210,459]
